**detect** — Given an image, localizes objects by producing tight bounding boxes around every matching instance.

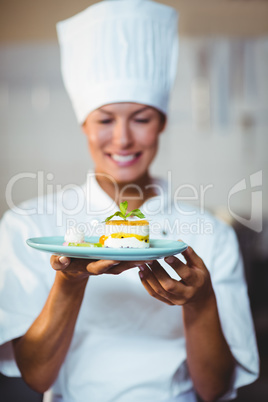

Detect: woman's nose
[112,120,133,148]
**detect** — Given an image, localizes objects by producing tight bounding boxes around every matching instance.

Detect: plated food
[27,203,188,259]
[99,219,149,248]
[63,226,102,248]
[64,201,149,249]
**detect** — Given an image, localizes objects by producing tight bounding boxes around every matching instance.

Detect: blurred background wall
[0,1,268,401]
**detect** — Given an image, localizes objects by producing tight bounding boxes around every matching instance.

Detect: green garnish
[104,201,145,222]
[68,242,103,247]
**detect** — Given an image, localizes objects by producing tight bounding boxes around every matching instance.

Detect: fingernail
[108,262,120,268]
[59,256,69,265]
[138,264,146,271]
[139,271,144,279]
[165,256,175,264]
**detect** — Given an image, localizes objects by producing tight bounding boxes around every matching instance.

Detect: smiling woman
[82,103,166,186]
[0,1,259,402]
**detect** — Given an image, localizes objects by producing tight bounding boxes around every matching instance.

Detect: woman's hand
[15,255,151,393]
[138,245,214,307]
[50,255,152,282]
[139,244,235,400]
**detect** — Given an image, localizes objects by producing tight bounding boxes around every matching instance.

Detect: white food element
[104,220,149,248]
[111,154,136,163]
[104,237,149,248]
[64,226,84,243]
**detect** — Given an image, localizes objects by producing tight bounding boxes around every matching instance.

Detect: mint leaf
[120,201,128,216]
[104,202,146,222]
[114,211,126,219]
[126,209,145,219]
[104,214,116,222]
[104,211,125,222]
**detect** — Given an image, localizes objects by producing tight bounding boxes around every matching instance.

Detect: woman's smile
[105,151,142,167]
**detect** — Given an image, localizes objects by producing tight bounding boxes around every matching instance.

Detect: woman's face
[82,103,166,183]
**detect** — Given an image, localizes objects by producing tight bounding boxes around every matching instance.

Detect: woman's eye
[98,119,113,124]
[134,119,150,123]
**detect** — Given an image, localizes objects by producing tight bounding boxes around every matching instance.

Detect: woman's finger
[50,255,71,271]
[139,263,182,303]
[105,259,154,275]
[140,263,195,305]
[147,261,191,299]
[147,260,181,292]
[164,255,196,285]
[138,271,175,306]
[86,259,120,275]
[181,246,204,268]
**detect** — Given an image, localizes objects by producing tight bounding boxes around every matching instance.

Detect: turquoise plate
[26,236,188,261]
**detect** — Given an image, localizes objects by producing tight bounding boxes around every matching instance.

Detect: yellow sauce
[99,233,149,245]
[105,220,149,226]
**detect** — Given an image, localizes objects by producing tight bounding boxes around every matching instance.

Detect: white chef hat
[56,0,179,124]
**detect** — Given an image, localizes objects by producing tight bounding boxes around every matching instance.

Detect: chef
[0,1,259,401]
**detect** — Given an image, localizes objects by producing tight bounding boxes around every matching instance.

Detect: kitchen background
[0,1,267,401]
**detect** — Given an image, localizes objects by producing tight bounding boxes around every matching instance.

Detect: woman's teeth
[110,153,139,162]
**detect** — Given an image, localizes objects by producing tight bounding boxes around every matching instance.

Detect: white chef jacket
[0,174,259,401]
